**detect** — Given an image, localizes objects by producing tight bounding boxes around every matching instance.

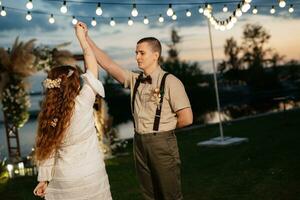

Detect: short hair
[137,37,162,58]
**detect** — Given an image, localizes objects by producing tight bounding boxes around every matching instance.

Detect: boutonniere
[151,88,162,108]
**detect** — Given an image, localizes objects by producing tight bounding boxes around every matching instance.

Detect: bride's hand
[75,21,88,39]
[33,181,48,197]
[75,23,86,40]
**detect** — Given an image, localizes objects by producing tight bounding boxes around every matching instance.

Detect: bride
[33,23,112,200]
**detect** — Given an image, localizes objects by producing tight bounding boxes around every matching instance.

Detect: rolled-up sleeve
[168,75,191,112]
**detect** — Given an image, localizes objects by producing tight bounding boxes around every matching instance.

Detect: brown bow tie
[138,75,152,84]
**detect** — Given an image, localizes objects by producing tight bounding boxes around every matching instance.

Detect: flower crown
[43,78,62,89]
[43,69,74,89]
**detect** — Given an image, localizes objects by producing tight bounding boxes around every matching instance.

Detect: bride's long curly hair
[35,65,81,162]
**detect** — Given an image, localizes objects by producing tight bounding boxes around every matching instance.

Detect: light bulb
[252,6,258,14]
[128,17,133,26]
[245,0,252,3]
[223,5,228,12]
[91,18,97,27]
[204,4,212,17]
[186,9,192,17]
[60,1,68,14]
[226,21,234,30]
[26,0,33,10]
[143,16,149,24]
[72,16,77,25]
[270,6,275,14]
[172,13,177,20]
[131,4,138,17]
[96,3,102,16]
[49,14,55,24]
[289,4,294,13]
[1,7,6,16]
[220,24,226,31]
[242,3,251,12]
[0,1,2,6]
[198,6,204,14]
[279,0,286,8]
[236,7,243,17]
[26,11,32,21]
[231,15,237,23]
[110,18,116,26]
[158,14,164,23]
[167,4,173,16]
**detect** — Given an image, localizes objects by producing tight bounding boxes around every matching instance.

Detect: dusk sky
[0,0,300,73]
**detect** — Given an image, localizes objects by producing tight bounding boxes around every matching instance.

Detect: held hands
[33,181,48,198]
[75,21,88,40]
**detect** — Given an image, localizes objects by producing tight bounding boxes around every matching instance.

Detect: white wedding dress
[37,70,112,200]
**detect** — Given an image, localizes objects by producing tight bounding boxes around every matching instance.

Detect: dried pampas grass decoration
[0,37,37,77]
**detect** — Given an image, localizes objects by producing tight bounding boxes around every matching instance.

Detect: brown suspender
[153,73,169,131]
[132,73,143,129]
[131,72,169,131]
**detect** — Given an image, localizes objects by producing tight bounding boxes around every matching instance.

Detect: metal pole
[207,19,224,141]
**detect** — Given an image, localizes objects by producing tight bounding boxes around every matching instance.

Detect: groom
[77,22,193,200]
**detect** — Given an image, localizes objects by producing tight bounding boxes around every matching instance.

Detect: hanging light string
[1,0,299,30]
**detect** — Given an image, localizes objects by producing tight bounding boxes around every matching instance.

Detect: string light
[26,0,33,10]
[60,1,68,14]
[172,12,177,20]
[26,11,32,21]
[223,5,228,12]
[198,6,204,14]
[289,4,294,13]
[91,17,97,26]
[203,4,212,18]
[186,9,192,17]
[270,5,276,14]
[252,6,258,14]
[0,1,298,32]
[48,14,55,24]
[166,4,173,16]
[279,0,286,8]
[110,17,116,26]
[72,16,77,25]
[96,3,103,16]
[143,16,149,24]
[236,4,243,17]
[131,4,138,17]
[158,14,164,23]
[226,19,234,30]
[220,22,226,31]
[241,2,251,12]
[1,6,6,17]
[128,17,133,26]
[231,12,237,23]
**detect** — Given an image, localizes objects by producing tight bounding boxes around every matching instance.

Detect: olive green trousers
[133,130,183,200]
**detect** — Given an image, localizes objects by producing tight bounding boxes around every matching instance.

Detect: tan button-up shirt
[123,66,191,134]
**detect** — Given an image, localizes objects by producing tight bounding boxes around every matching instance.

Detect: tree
[162,29,215,122]
[218,37,244,84]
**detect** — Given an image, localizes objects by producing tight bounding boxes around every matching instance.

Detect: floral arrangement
[2,76,30,128]
[150,87,162,108]
[0,37,75,128]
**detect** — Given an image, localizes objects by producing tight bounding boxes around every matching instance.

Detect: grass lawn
[1,109,300,200]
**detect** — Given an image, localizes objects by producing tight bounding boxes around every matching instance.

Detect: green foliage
[2,76,30,128]
[103,75,131,126]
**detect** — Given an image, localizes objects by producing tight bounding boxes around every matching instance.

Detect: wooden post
[4,111,21,162]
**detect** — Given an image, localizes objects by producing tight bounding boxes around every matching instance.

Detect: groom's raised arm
[86,34,126,84]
